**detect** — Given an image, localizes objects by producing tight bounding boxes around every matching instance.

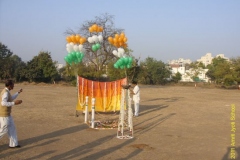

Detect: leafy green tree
[172,72,182,83]
[206,57,232,85]
[230,57,240,83]
[25,51,59,82]
[138,57,171,85]
[0,42,13,79]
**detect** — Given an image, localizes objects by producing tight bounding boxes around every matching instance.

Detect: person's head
[5,79,14,90]
[132,81,138,86]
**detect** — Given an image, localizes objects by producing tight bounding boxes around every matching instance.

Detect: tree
[230,57,240,83]
[0,42,13,79]
[172,72,182,83]
[206,57,232,85]
[25,51,59,83]
[64,13,134,81]
[187,61,205,82]
[138,57,171,85]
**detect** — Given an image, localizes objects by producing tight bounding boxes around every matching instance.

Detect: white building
[168,58,192,67]
[197,53,229,67]
[197,53,213,67]
[56,63,64,70]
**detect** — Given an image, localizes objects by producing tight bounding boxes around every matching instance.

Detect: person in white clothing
[130,81,140,117]
[0,79,23,148]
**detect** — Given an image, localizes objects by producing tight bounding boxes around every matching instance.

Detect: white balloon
[88,37,93,43]
[112,50,118,56]
[98,35,103,42]
[66,47,71,53]
[73,45,79,52]
[78,44,83,51]
[92,35,98,42]
[117,51,122,58]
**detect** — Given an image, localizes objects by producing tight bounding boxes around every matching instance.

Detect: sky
[0,0,239,64]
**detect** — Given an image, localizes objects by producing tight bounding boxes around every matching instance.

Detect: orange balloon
[89,27,94,32]
[92,24,98,32]
[120,33,125,38]
[115,34,119,39]
[113,38,118,43]
[108,37,113,43]
[66,36,71,43]
[123,37,128,42]
[118,37,123,42]
[99,27,103,32]
[71,35,76,43]
[82,37,86,43]
[79,38,84,44]
[75,35,80,42]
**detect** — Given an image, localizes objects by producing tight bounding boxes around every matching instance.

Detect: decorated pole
[91,98,96,128]
[84,96,89,123]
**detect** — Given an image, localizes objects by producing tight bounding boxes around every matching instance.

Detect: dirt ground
[0,83,239,160]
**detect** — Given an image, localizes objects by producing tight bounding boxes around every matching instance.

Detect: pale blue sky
[0,0,239,64]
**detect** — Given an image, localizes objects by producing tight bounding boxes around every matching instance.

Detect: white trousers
[134,101,139,116]
[0,116,18,147]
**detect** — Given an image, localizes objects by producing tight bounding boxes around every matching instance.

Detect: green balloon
[92,45,97,51]
[76,52,81,58]
[114,63,118,69]
[96,43,101,49]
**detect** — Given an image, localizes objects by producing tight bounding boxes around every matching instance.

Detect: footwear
[9,145,21,148]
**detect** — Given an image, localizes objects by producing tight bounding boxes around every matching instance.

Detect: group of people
[0,79,23,148]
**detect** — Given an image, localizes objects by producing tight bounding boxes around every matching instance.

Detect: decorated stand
[64,23,134,139]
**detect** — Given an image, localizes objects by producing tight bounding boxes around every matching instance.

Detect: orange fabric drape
[76,76,127,112]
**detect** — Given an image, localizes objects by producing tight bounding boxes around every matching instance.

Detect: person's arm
[1,92,15,107]
[1,92,22,107]
[11,88,22,100]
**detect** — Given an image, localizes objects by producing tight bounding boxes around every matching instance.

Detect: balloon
[114,63,118,69]
[89,27,94,32]
[76,52,81,58]
[67,53,73,63]
[92,44,97,51]
[78,44,83,51]
[66,36,71,43]
[115,34,119,39]
[127,64,132,68]
[120,65,124,69]
[120,33,125,38]
[92,35,98,42]
[123,57,129,65]
[75,35,81,42]
[108,37,113,43]
[128,57,133,64]
[98,35,103,42]
[79,38,85,44]
[112,50,118,56]
[123,37,128,42]
[92,24,98,31]
[88,37,93,43]
[71,35,76,43]
[96,43,101,49]
[73,45,79,52]
[64,56,70,63]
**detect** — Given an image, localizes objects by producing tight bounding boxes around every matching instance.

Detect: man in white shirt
[130,81,140,117]
[0,79,23,148]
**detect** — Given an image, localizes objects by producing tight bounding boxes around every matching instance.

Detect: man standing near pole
[130,81,140,117]
[0,79,23,148]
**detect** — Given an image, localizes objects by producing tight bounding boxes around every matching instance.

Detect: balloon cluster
[64,51,84,65]
[89,24,103,33]
[108,33,128,48]
[65,37,85,65]
[114,57,133,69]
[66,34,87,44]
[88,35,103,52]
[112,48,125,58]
